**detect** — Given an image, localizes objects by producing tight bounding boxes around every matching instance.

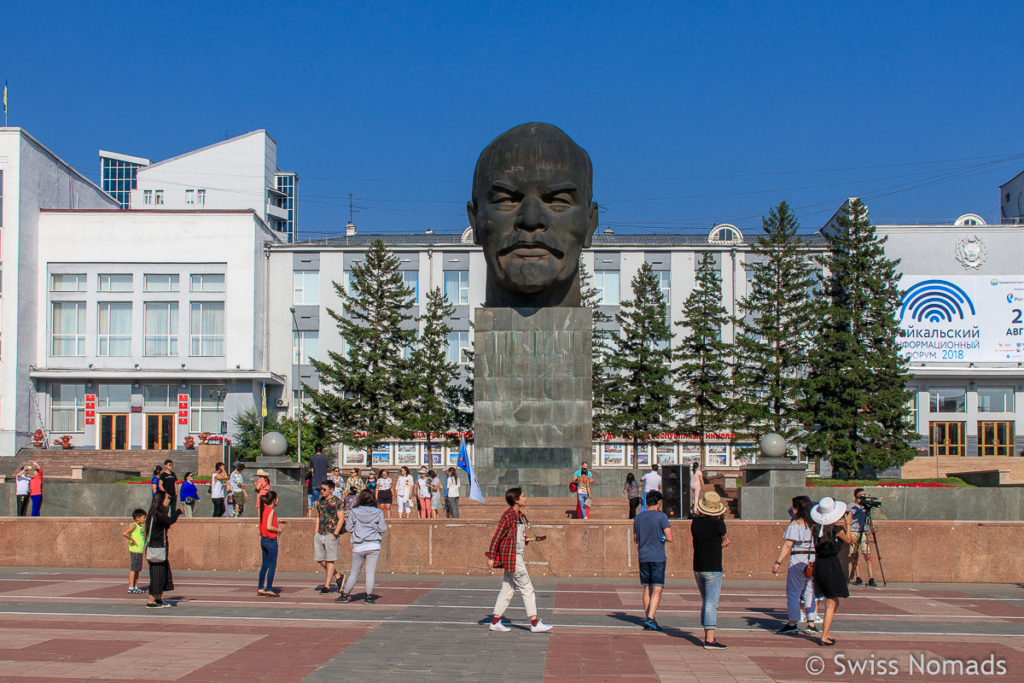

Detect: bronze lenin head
[468,123,599,308]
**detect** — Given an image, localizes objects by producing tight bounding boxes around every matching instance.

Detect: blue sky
[4,1,1023,236]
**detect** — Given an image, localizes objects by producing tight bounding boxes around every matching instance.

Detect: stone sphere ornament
[759,432,787,459]
[260,431,288,457]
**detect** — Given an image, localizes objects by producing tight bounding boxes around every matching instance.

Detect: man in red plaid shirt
[485,487,552,633]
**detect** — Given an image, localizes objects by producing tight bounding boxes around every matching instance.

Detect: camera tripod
[860,508,887,587]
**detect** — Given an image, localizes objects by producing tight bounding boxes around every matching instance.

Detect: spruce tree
[604,262,674,468]
[406,287,459,459]
[675,251,732,462]
[802,199,917,475]
[580,260,615,437]
[733,201,816,446]
[307,239,417,461]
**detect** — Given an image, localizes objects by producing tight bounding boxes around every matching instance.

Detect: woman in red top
[29,464,44,517]
[257,491,282,597]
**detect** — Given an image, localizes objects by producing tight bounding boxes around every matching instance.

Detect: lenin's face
[468,127,598,298]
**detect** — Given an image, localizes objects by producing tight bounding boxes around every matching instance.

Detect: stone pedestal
[473,307,591,497]
[254,456,304,485]
[739,458,807,520]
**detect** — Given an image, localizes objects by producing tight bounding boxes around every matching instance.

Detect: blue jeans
[259,537,278,590]
[30,494,42,517]
[694,571,723,628]
[577,492,589,518]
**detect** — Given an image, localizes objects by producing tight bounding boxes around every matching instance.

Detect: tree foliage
[406,287,460,454]
[231,407,318,463]
[802,199,918,475]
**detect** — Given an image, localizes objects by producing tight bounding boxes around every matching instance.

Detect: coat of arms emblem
[954,235,987,269]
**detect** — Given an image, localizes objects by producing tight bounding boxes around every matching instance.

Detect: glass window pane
[595,271,620,305]
[97,302,132,356]
[978,387,1013,413]
[98,274,133,292]
[402,271,419,304]
[930,389,966,413]
[144,302,179,356]
[51,273,86,292]
[190,274,225,292]
[144,274,179,292]
[51,302,85,356]
[443,270,469,305]
[190,302,224,356]
[293,271,319,305]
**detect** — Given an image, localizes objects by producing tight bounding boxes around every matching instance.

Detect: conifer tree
[802,199,917,475]
[406,287,459,459]
[675,251,732,462]
[580,260,615,436]
[307,239,417,461]
[604,262,674,468]
[733,201,816,445]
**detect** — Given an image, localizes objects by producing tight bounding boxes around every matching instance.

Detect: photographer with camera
[848,489,878,587]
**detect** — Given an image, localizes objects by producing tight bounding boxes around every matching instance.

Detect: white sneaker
[530,620,553,633]
[489,620,511,632]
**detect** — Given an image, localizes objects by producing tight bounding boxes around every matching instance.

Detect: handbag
[184,497,197,505]
[803,562,814,579]
[569,482,578,493]
[144,518,167,563]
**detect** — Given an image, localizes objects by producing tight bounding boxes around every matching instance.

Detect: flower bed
[807,478,966,488]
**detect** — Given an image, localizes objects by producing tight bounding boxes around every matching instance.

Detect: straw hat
[811,497,847,526]
[255,469,271,477]
[696,491,727,516]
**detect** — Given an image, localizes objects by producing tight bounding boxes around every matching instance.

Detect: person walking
[485,487,552,633]
[179,472,200,518]
[633,491,672,631]
[445,467,461,519]
[15,462,34,516]
[771,495,819,633]
[428,469,444,518]
[623,472,642,519]
[309,445,328,492]
[211,462,228,517]
[313,480,345,594]
[258,491,283,597]
[691,491,730,649]
[229,463,248,517]
[572,462,594,520]
[29,464,44,517]
[416,468,432,519]
[377,469,394,519]
[810,497,853,647]
[144,490,181,609]
[690,461,704,516]
[337,490,388,604]
[396,466,414,519]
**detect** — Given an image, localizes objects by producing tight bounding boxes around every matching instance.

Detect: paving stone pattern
[0,568,1022,681]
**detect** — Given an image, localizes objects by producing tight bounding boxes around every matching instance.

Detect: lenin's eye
[546,191,575,208]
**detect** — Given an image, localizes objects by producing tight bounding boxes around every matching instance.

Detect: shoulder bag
[145,517,168,563]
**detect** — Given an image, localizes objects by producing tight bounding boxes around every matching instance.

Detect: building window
[594,271,620,305]
[403,271,419,304]
[293,271,319,305]
[51,273,86,292]
[189,301,224,356]
[154,190,164,205]
[908,393,919,432]
[197,189,206,206]
[190,384,226,433]
[978,387,1014,413]
[144,274,179,292]
[292,330,318,364]
[51,302,86,356]
[143,190,153,205]
[144,302,179,356]
[96,383,131,407]
[98,273,133,292]
[97,302,132,356]
[443,270,470,305]
[446,330,471,365]
[144,384,176,408]
[929,389,965,413]
[190,273,225,292]
[185,189,195,205]
[978,421,1014,456]
[51,383,85,432]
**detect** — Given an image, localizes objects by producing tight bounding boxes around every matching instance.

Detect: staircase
[2,449,198,480]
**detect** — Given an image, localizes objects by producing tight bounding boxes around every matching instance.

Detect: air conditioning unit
[275,399,289,409]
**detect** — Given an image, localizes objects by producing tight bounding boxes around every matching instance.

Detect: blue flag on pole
[456,436,484,504]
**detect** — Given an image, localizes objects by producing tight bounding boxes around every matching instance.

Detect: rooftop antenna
[348,193,360,224]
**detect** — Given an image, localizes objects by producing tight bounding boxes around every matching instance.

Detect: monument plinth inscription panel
[473,307,592,494]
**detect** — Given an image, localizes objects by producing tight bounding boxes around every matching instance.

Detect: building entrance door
[146,414,174,450]
[99,414,129,450]
[929,421,965,457]
[978,421,1014,456]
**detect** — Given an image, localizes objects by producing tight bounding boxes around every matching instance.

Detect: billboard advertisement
[897,275,1024,363]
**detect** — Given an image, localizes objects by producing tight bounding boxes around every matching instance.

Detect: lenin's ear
[467,201,481,245]
[584,201,598,248]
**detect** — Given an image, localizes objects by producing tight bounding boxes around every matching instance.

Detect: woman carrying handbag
[145,490,181,609]
[770,495,819,633]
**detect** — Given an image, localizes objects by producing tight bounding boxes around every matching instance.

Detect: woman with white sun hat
[810,496,854,647]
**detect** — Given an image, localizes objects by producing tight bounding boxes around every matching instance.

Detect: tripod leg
[866,516,886,587]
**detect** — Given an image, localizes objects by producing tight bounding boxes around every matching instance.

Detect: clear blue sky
[4,1,1023,236]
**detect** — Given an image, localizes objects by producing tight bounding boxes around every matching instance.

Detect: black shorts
[378,490,393,504]
[639,561,666,586]
[129,552,143,573]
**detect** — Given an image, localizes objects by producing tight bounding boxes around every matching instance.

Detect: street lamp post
[290,307,302,464]
[210,386,228,463]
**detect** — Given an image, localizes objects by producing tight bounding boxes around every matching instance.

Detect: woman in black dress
[145,490,182,609]
[810,496,853,646]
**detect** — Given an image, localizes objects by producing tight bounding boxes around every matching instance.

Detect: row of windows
[289,329,470,367]
[141,188,206,206]
[51,273,224,293]
[51,301,224,357]
[294,271,422,306]
[928,388,1015,413]
[51,383,226,434]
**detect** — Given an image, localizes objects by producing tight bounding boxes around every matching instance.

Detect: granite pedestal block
[474,307,592,496]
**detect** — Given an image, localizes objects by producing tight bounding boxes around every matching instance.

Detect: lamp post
[210,386,228,462]
[290,307,302,464]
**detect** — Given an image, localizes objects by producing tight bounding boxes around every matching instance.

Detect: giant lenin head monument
[469,123,596,495]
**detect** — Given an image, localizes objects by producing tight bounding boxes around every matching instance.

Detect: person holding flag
[455,436,484,505]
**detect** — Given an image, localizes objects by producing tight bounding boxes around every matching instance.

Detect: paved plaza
[0,568,1021,681]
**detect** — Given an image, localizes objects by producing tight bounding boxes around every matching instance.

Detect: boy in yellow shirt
[122,509,146,594]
